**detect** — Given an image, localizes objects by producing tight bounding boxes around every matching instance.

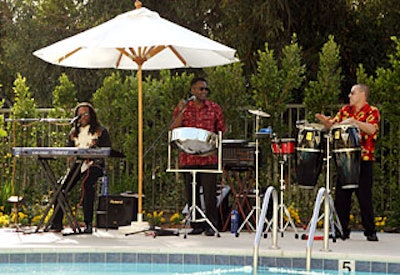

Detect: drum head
[171,127,217,155]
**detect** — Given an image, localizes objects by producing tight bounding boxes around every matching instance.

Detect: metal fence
[1,105,398,225]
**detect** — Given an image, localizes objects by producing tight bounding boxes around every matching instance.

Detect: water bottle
[101,175,109,196]
[231,209,239,234]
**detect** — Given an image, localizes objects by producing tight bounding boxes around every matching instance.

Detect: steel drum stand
[182,170,221,238]
[277,154,299,238]
[167,131,223,238]
[301,130,343,241]
[236,109,269,236]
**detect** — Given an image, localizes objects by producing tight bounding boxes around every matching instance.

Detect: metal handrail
[252,186,279,275]
[305,186,330,271]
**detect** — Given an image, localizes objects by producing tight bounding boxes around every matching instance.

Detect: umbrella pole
[137,66,143,222]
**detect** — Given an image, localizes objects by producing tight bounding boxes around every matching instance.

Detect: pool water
[0,263,252,275]
[0,263,396,275]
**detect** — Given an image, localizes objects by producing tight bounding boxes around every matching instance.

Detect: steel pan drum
[171,127,217,155]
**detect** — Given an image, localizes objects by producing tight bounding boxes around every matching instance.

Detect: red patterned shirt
[331,103,380,161]
[173,100,225,166]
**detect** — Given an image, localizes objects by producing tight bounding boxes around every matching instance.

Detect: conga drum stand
[323,131,344,239]
[301,131,343,241]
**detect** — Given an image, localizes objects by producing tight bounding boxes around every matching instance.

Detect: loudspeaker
[96,194,138,228]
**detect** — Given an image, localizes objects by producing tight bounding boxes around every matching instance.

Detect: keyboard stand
[28,158,82,234]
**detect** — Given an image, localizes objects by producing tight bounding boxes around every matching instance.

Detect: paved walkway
[1,225,399,263]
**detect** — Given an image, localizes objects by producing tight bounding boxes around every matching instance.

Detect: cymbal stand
[167,131,223,238]
[236,112,262,235]
[277,154,299,238]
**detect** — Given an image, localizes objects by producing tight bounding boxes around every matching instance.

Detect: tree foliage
[304,35,342,119]
[251,38,305,136]
[1,0,399,106]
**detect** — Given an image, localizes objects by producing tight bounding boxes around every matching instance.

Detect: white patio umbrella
[33,1,238,222]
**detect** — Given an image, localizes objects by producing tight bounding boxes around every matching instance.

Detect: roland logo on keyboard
[109,199,124,205]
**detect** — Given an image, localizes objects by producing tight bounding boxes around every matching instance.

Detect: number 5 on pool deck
[339,259,355,273]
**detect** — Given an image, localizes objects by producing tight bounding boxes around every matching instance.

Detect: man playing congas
[316,84,380,242]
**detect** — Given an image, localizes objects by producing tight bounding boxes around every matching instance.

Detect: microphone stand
[125,164,179,237]
[143,97,192,158]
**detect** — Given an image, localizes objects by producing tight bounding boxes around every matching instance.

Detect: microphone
[183,95,196,104]
[70,114,81,124]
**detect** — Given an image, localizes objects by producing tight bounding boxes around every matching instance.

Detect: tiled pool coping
[0,252,399,274]
[1,228,399,274]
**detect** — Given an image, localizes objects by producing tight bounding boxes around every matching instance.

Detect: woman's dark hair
[73,102,101,136]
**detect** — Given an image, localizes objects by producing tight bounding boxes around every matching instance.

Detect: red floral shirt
[331,103,380,161]
[173,100,225,166]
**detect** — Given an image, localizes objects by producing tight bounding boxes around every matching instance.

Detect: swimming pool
[1,228,400,274]
[1,250,400,274]
[0,262,399,275]
[0,263,400,275]
[0,263,251,275]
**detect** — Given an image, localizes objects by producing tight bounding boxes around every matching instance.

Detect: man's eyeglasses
[79,112,90,117]
[196,87,210,92]
[350,90,361,95]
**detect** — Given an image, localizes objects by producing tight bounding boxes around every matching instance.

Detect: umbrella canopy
[33,1,238,222]
[33,3,237,70]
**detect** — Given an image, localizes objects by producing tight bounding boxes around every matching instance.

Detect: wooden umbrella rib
[58,47,82,63]
[128,47,137,56]
[168,45,187,66]
[115,51,123,68]
[116,47,142,66]
[115,45,186,68]
[125,47,144,65]
[146,45,166,59]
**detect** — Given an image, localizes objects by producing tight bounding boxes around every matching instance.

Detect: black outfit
[335,161,375,238]
[51,126,111,231]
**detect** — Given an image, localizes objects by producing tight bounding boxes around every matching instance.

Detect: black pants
[334,161,376,236]
[52,163,103,228]
[183,165,218,230]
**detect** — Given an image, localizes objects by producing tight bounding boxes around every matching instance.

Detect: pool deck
[1,224,399,273]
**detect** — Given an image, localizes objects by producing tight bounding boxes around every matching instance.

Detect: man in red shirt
[316,84,380,241]
[171,77,226,236]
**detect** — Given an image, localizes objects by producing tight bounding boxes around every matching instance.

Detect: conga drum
[331,124,361,189]
[170,127,218,155]
[295,125,325,189]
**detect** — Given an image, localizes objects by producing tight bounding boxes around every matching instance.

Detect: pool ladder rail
[305,187,332,271]
[252,186,279,275]
[252,186,339,274]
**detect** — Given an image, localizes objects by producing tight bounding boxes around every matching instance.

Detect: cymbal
[248,109,270,118]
